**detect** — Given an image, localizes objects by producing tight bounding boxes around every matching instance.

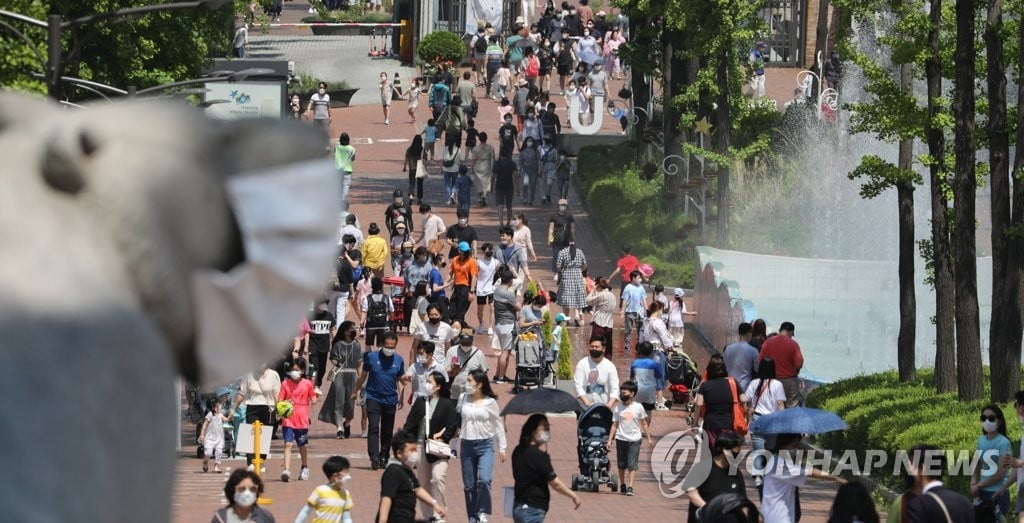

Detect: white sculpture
[0,93,340,521]
[568,94,605,135]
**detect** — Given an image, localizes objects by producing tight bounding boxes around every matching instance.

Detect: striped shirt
[306,485,353,523]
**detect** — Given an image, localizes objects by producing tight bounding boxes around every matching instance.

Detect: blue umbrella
[749,407,848,435]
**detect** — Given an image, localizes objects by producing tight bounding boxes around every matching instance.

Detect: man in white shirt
[574,337,620,408]
[445,332,489,398]
[337,213,363,247]
[417,203,446,248]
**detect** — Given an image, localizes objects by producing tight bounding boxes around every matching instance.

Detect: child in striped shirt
[295,456,354,523]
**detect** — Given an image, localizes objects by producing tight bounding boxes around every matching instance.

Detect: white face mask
[318,88,326,95]
[381,348,396,357]
[334,473,351,488]
[288,370,302,380]
[983,419,999,433]
[459,218,468,226]
[234,489,257,507]
[404,451,421,468]
[467,383,479,394]
[416,355,428,365]
[191,159,340,387]
[537,430,551,443]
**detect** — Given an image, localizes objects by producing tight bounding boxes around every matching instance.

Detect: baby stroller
[383,276,407,332]
[512,327,551,393]
[571,404,618,492]
[665,350,701,422]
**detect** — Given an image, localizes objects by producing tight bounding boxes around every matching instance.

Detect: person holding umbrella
[511,413,582,522]
[761,433,846,522]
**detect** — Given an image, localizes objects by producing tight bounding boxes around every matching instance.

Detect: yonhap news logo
[650,429,713,498]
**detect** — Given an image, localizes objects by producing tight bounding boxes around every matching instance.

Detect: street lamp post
[1,0,231,100]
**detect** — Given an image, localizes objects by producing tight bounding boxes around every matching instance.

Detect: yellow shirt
[362,235,389,270]
[306,485,353,523]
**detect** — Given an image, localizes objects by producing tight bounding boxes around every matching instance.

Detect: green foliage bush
[805,369,1014,494]
[417,31,466,65]
[576,143,697,287]
[556,321,574,380]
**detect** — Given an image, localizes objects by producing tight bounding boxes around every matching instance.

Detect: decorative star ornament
[694,116,712,136]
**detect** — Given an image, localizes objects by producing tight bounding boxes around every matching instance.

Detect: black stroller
[512,327,553,393]
[570,404,619,492]
[665,350,701,423]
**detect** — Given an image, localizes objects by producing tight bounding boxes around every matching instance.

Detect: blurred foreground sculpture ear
[0,92,339,522]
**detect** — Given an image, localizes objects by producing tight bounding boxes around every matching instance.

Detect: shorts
[641,402,655,412]
[476,294,494,305]
[495,323,515,350]
[282,427,309,447]
[615,439,641,471]
[365,326,387,348]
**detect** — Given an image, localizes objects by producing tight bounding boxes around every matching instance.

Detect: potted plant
[288,73,358,108]
[416,30,468,74]
[304,1,394,35]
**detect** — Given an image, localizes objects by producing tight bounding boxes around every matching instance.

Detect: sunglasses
[981,415,998,422]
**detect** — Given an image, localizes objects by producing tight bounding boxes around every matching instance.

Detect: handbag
[728,377,749,436]
[415,158,427,179]
[424,400,452,458]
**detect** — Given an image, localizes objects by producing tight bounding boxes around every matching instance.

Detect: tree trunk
[662,28,687,214]
[953,0,983,401]
[927,0,956,393]
[985,0,1018,403]
[628,15,650,141]
[715,52,731,247]
[896,60,916,382]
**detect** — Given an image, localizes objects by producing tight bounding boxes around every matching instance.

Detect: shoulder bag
[728,377,749,436]
[424,400,453,458]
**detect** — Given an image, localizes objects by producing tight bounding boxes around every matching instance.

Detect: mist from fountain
[710,13,995,382]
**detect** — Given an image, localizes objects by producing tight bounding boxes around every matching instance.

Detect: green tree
[0,0,235,101]
[985,0,1023,403]
[616,0,767,247]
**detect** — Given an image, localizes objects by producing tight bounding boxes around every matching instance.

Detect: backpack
[474,35,488,54]
[442,106,462,134]
[366,294,389,327]
[524,55,540,78]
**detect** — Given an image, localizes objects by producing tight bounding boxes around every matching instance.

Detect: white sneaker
[656,403,670,411]
[247,464,255,472]
[487,327,493,335]
[260,466,266,474]
[281,469,291,482]
[360,431,368,438]
[478,515,489,523]
[299,466,310,481]
[315,387,322,396]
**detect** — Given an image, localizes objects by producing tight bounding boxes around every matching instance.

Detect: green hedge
[805,369,1016,494]
[576,143,696,287]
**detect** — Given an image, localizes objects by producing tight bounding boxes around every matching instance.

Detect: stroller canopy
[577,403,614,437]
